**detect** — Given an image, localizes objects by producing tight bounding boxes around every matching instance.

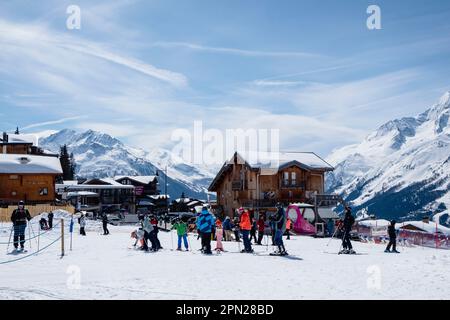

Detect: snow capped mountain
[39,129,216,200]
[326,91,450,220]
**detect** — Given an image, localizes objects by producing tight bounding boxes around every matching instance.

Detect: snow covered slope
[326,91,450,220]
[39,129,216,200]
[1,221,449,300]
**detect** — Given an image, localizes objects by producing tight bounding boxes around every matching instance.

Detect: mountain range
[39,129,216,200]
[326,91,450,221]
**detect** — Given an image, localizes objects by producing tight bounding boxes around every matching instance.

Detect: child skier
[142,214,155,251]
[385,220,399,253]
[223,216,233,241]
[257,215,265,245]
[250,218,257,244]
[150,215,162,250]
[79,212,86,236]
[285,217,292,240]
[10,200,32,252]
[339,206,355,254]
[232,217,241,242]
[215,219,224,252]
[172,218,189,251]
[131,228,145,249]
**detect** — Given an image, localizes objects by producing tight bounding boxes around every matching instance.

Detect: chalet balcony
[232,181,243,191]
[281,180,306,189]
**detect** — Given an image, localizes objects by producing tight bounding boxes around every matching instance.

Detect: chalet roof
[0,133,38,146]
[0,154,62,174]
[114,175,157,185]
[208,151,334,191]
[83,178,123,186]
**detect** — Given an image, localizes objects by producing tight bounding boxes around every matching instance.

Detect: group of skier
[7,200,400,256]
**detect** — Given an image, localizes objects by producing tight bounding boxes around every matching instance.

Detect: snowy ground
[0,221,450,300]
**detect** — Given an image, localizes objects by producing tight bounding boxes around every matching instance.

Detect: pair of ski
[8,248,28,255]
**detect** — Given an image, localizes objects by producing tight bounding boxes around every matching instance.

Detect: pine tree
[15,127,19,134]
[59,145,76,180]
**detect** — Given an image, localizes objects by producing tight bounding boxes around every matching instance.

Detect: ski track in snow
[1,224,450,300]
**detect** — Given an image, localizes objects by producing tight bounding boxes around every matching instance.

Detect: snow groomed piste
[1,208,450,300]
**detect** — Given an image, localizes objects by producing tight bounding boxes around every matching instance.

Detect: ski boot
[348,249,356,254]
[384,249,390,253]
[392,249,400,253]
[338,249,349,255]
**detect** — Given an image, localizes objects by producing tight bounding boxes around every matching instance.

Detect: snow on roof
[0,154,62,174]
[317,208,340,219]
[114,175,157,184]
[2,133,38,146]
[187,200,201,206]
[67,191,98,197]
[57,184,134,190]
[230,152,333,171]
[358,219,391,227]
[83,178,123,186]
[148,194,170,200]
[175,197,191,203]
[63,180,79,186]
[398,221,450,235]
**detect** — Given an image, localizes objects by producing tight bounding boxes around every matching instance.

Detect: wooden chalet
[0,132,62,205]
[208,152,335,217]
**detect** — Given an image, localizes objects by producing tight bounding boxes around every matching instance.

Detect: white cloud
[151,41,324,58]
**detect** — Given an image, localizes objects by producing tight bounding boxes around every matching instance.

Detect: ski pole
[6,226,13,253]
[326,226,339,247]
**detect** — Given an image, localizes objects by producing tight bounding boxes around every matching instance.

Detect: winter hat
[237,207,245,214]
[18,200,25,206]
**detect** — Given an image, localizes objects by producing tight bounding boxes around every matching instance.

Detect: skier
[339,206,355,254]
[385,220,399,253]
[239,208,253,253]
[223,216,233,241]
[10,200,32,252]
[142,214,154,251]
[285,217,292,240]
[131,228,145,248]
[271,204,288,256]
[257,215,265,245]
[39,217,49,230]
[232,217,241,242]
[79,212,86,236]
[215,219,224,252]
[150,215,162,250]
[48,211,54,229]
[196,206,215,254]
[102,213,110,235]
[171,218,189,251]
[250,218,258,244]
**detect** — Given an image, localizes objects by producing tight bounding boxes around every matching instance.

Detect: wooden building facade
[208,152,334,217]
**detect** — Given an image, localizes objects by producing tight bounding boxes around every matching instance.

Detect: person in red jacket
[238,207,253,253]
[285,217,292,240]
[257,214,266,245]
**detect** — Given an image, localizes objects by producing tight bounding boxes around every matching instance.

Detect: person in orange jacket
[285,217,292,240]
[238,207,253,253]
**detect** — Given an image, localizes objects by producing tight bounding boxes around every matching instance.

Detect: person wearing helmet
[196,206,215,254]
[10,200,32,252]
[385,220,399,253]
[339,206,355,254]
[271,204,288,256]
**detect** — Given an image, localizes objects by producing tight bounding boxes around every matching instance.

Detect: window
[283,172,289,186]
[9,175,19,180]
[39,188,48,196]
[291,172,297,186]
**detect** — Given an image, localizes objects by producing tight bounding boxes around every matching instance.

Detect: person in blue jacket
[196,206,215,254]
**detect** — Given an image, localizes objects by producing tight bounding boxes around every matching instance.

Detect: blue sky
[1,0,450,157]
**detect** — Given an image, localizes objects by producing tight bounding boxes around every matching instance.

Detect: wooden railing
[0,204,75,222]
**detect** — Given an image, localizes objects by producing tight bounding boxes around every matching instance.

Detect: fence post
[61,218,65,257]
